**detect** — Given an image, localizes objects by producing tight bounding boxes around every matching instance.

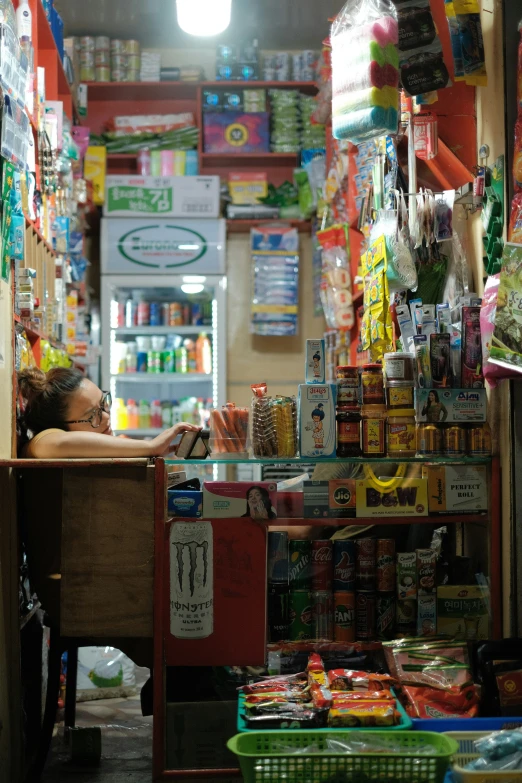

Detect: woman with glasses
[18,366,200,458]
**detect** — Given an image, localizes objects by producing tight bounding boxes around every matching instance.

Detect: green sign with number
[108,185,173,215]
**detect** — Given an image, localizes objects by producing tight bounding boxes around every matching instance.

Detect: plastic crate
[413,719,522,733]
[448,731,522,783]
[237,690,413,732]
[227,729,459,783]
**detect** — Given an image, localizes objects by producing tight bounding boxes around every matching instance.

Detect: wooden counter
[1,458,165,638]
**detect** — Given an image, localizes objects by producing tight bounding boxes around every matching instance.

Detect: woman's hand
[149,423,201,457]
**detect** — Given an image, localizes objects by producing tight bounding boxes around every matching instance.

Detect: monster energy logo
[174,540,209,596]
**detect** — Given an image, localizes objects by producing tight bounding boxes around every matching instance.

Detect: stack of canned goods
[417,421,492,457]
[77,36,141,82]
[94,36,110,82]
[111,38,141,82]
[356,538,397,642]
[80,36,96,82]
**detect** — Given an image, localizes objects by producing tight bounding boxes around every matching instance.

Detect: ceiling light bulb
[176,0,231,37]
[181,283,205,294]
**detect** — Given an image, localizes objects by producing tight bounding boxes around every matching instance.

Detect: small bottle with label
[336,409,362,457]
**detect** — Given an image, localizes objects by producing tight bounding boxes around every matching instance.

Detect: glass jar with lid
[387,409,416,457]
[361,364,384,405]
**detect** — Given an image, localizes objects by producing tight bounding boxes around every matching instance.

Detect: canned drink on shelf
[267,583,289,642]
[267,531,288,584]
[111,39,125,53]
[111,54,128,69]
[95,36,110,51]
[125,298,137,327]
[333,540,356,591]
[311,540,333,591]
[312,591,333,640]
[376,539,396,593]
[161,303,171,326]
[149,302,161,327]
[376,594,396,641]
[444,424,467,456]
[288,590,312,640]
[137,301,150,326]
[289,540,311,590]
[95,50,110,65]
[170,302,184,326]
[95,67,110,82]
[183,304,191,325]
[356,592,376,640]
[334,591,355,642]
[416,423,443,455]
[396,599,417,636]
[125,39,141,55]
[80,51,95,65]
[191,303,203,325]
[355,538,376,591]
[127,54,141,70]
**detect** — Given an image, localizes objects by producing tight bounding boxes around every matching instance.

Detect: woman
[242,485,277,520]
[18,367,200,458]
[421,389,448,423]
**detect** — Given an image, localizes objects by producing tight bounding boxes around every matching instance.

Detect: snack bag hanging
[331,0,399,143]
[317,224,355,330]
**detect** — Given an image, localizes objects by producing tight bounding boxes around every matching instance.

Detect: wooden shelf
[269,514,488,527]
[227,219,311,233]
[25,217,56,256]
[82,80,318,102]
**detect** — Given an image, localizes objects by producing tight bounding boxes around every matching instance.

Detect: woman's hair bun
[18,367,48,400]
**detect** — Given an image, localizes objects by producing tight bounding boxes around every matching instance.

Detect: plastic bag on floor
[76,646,136,702]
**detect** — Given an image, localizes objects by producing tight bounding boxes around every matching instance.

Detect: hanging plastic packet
[445,0,465,79]
[435,190,455,241]
[294,168,314,218]
[388,190,418,291]
[394,0,437,51]
[413,113,438,160]
[317,224,355,330]
[453,0,487,86]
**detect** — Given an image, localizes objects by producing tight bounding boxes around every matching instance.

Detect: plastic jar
[361,364,384,405]
[383,352,415,382]
[336,365,359,407]
[336,408,362,457]
[386,381,415,410]
[387,409,416,457]
[361,405,387,458]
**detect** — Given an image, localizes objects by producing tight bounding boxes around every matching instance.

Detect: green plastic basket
[227,729,458,783]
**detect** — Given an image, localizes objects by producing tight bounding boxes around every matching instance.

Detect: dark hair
[311,403,325,420]
[244,485,276,520]
[18,367,85,441]
[427,390,439,406]
[313,352,321,361]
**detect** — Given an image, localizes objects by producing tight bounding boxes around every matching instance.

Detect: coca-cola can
[312,591,333,640]
[356,592,376,641]
[376,539,396,592]
[311,540,333,591]
[355,538,376,591]
[333,540,356,591]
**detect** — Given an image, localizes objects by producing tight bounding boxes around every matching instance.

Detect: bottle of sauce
[336,408,362,457]
[126,399,139,429]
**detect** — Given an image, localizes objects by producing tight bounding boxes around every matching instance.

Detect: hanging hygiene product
[331,0,399,143]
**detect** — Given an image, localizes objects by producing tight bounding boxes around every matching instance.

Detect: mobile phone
[176,430,210,459]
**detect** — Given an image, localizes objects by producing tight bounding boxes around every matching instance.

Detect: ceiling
[57,0,341,49]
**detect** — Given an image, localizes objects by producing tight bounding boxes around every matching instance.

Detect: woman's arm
[28,423,201,459]
[440,404,448,422]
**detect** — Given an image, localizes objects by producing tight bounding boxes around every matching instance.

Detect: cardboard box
[303,481,329,518]
[228,172,268,205]
[305,339,326,384]
[203,482,277,519]
[166,701,237,771]
[356,478,428,517]
[397,553,417,600]
[168,490,203,518]
[84,146,107,205]
[417,549,436,595]
[203,111,270,153]
[104,175,220,218]
[298,384,337,458]
[417,595,437,636]
[437,585,490,640]
[425,465,488,513]
[415,388,487,423]
[329,479,356,518]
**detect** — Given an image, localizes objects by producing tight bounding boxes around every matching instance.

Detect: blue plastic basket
[412,717,522,732]
[238,689,413,732]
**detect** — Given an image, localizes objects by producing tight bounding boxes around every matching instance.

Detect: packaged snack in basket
[384,639,473,690]
[245,707,328,729]
[328,702,398,727]
[400,683,480,719]
[307,652,325,672]
[327,669,394,692]
[251,383,298,458]
[240,674,305,694]
[332,689,394,705]
[310,682,333,709]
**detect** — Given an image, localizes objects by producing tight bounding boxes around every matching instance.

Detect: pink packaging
[481,274,520,387]
[203,482,277,519]
[160,150,174,176]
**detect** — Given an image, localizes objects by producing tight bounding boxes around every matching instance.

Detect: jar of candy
[387,409,416,457]
[361,364,384,405]
[361,405,387,458]
[336,409,362,457]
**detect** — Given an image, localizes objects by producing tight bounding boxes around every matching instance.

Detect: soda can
[376,539,396,593]
[334,591,355,642]
[183,304,191,325]
[311,540,333,591]
[170,302,183,326]
[312,591,333,640]
[149,302,161,326]
[356,592,376,641]
[333,540,356,591]
[396,599,417,636]
[355,538,376,591]
[267,583,289,642]
[289,540,311,590]
[267,531,288,584]
[288,591,312,640]
[444,424,466,456]
[137,301,150,326]
[125,298,137,328]
[161,303,171,326]
[191,303,204,325]
[376,594,396,641]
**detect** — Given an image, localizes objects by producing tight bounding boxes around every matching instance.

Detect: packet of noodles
[328,702,398,727]
[327,669,394,692]
[310,682,333,709]
[401,684,480,718]
[240,674,305,694]
[332,690,395,705]
[386,640,473,690]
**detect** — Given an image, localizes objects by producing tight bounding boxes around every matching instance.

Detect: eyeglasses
[65,391,112,428]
